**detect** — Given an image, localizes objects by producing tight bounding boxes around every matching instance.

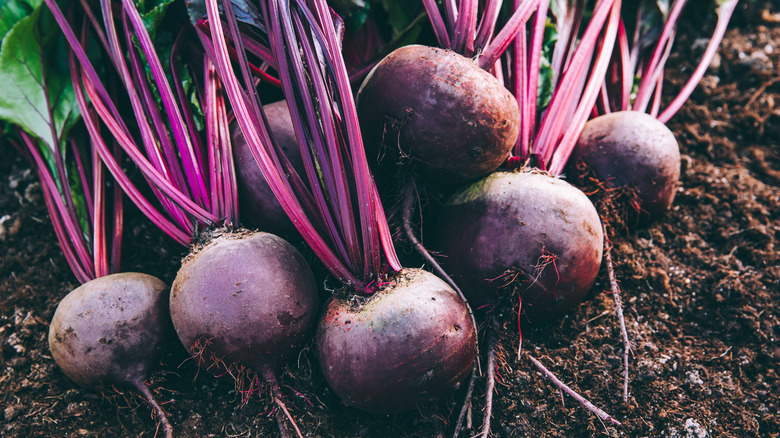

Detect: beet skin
[316,268,476,414]
[170,231,319,374]
[433,171,604,323]
[48,272,170,390]
[357,45,520,183]
[571,110,681,217]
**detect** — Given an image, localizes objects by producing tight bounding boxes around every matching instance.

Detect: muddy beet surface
[1,2,778,437]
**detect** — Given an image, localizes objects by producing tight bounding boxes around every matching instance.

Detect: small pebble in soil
[663,418,709,438]
[4,405,23,421]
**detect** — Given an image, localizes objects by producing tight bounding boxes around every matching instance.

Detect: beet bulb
[48,272,173,437]
[315,268,476,414]
[433,171,604,323]
[357,45,520,184]
[170,231,319,376]
[571,111,681,218]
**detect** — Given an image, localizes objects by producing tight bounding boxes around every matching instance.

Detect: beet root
[48,272,172,437]
[433,171,604,323]
[169,231,319,376]
[571,110,681,218]
[356,45,520,183]
[49,272,170,390]
[315,268,476,414]
[233,100,305,235]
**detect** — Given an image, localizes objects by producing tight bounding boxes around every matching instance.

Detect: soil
[1,2,778,437]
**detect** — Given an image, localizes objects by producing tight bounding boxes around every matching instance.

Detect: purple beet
[357,45,520,184]
[48,272,173,437]
[170,231,319,376]
[433,171,604,323]
[571,111,681,218]
[315,268,476,414]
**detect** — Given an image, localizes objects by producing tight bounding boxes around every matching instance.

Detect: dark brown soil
[1,3,778,437]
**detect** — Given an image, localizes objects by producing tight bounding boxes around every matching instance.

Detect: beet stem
[132,380,173,438]
[603,224,631,403]
[401,179,478,336]
[527,354,621,426]
[262,369,303,438]
[479,316,499,438]
[400,180,480,438]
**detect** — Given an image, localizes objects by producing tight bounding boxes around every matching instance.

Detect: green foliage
[136,0,176,40]
[330,0,370,31]
[378,0,421,38]
[0,0,40,41]
[0,0,87,234]
[537,19,558,111]
[0,0,79,155]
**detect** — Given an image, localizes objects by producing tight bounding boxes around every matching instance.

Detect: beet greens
[1,3,177,435]
[42,2,321,437]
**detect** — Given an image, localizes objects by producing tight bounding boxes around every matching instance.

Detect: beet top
[433,171,604,323]
[316,268,476,414]
[357,44,520,184]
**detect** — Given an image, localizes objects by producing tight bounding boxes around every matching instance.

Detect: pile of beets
[1,0,738,436]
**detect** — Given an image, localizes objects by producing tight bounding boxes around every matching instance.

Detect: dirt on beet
[1,2,778,437]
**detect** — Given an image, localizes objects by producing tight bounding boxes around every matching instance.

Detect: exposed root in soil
[603,223,632,403]
[263,368,303,438]
[479,314,499,438]
[451,361,477,438]
[132,379,173,438]
[400,178,481,438]
[526,353,622,426]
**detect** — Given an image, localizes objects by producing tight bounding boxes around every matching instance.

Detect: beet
[433,171,604,323]
[169,231,319,375]
[356,45,520,183]
[233,100,305,235]
[571,111,681,217]
[48,272,172,436]
[315,268,476,414]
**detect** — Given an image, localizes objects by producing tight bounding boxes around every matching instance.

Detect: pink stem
[632,0,688,112]
[121,0,210,209]
[548,0,621,175]
[203,0,364,289]
[422,0,452,48]
[658,0,738,123]
[478,0,539,70]
[473,0,503,53]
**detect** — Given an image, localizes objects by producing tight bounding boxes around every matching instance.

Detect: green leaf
[0,1,89,237]
[379,0,421,37]
[0,0,40,41]
[135,0,175,40]
[0,2,79,152]
[330,0,370,31]
[537,19,558,110]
